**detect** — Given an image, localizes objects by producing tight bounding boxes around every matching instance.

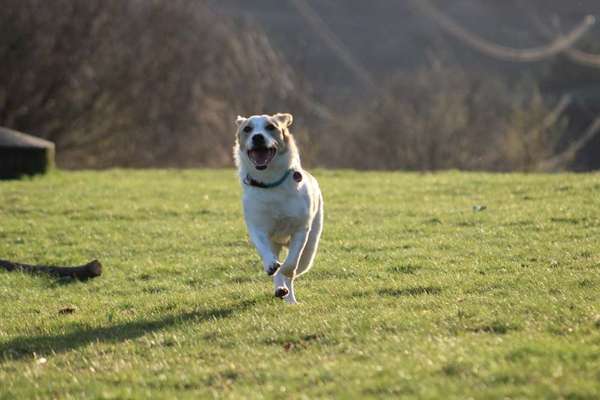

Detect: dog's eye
[265,124,276,131]
[243,125,252,133]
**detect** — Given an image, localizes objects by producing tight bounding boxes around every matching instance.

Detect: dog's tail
[0,259,102,280]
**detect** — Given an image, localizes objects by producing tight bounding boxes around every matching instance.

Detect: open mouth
[247,147,276,170]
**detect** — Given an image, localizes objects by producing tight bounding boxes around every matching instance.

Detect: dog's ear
[235,115,247,127]
[273,113,293,128]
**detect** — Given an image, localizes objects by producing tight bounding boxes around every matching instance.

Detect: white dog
[234,113,323,304]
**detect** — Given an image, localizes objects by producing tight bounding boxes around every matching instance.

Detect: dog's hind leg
[295,202,323,277]
[279,228,310,278]
[283,276,297,304]
[275,204,322,305]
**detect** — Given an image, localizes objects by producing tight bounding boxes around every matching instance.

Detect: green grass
[1,169,599,399]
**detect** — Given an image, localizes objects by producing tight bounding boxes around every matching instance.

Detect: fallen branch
[0,259,102,280]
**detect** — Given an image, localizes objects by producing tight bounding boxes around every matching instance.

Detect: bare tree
[409,0,596,62]
[524,5,600,68]
[289,0,379,94]
[0,0,312,168]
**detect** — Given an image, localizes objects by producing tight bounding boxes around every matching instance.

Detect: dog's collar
[244,168,297,189]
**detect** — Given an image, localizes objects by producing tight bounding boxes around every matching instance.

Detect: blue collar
[244,169,293,189]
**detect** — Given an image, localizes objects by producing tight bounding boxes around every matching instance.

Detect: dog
[234,113,323,304]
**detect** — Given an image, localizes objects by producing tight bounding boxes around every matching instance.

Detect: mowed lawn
[0,170,599,399]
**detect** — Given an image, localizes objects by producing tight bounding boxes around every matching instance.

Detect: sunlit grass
[1,169,599,399]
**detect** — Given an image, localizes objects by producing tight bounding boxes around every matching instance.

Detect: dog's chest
[244,188,309,237]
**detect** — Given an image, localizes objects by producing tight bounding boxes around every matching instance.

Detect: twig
[537,117,600,171]
[526,9,600,68]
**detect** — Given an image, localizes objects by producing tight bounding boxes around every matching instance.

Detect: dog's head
[234,113,295,171]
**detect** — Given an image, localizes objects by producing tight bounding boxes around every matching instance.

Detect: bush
[319,61,566,171]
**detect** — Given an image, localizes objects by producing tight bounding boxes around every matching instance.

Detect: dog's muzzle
[248,136,276,170]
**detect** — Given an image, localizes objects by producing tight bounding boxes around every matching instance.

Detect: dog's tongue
[249,148,274,167]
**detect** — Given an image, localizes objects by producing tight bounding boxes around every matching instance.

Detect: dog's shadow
[0,298,260,362]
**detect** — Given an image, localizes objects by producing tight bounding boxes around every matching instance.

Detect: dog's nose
[252,134,266,146]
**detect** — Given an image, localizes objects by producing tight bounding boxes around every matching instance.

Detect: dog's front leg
[279,228,310,278]
[248,228,280,276]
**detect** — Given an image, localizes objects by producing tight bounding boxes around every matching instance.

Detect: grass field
[0,169,599,399]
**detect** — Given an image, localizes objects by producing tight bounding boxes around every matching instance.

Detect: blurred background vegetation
[1,0,599,171]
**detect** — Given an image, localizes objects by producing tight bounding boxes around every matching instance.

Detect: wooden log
[0,259,102,280]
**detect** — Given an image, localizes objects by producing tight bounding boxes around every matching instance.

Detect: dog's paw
[274,287,289,298]
[265,261,281,276]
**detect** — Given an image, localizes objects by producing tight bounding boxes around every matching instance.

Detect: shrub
[321,61,565,171]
